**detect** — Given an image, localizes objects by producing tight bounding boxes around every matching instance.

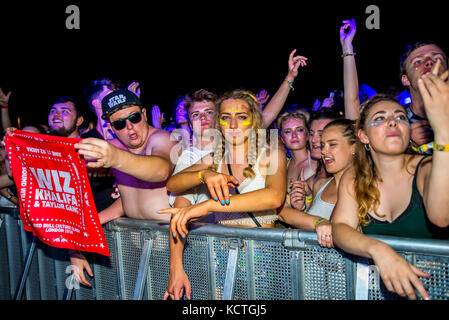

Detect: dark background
[1,1,447,129]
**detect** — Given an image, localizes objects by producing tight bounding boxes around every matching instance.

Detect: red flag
[5,130,109,256]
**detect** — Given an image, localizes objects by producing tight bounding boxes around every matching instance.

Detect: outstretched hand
[340,18,356,52]
[151,105,164,129]
[256,89,270,106]
[417,59,449,139]
[287,49,308,81]
[127,81,141,98]
[75,138,119,168]
[158,201,210,239]
[0,88,11,107]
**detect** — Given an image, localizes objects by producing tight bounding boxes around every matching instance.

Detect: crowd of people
[1,19,449,301]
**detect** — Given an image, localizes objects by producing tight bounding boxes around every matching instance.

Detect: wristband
[285,80,294,91]
[301,204,307,212]
[1,105,8,109]
[419,142,449,153]
[341,52,356,58]
[305,195,313,203]
[198,170,205,184]
[314,217,329,228]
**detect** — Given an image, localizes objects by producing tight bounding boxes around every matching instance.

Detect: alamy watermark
[65,5,80,30]
[365,5,380,30]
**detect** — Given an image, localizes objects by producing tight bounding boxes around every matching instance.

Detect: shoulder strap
[226,161,262,228]
[412,154,431,191]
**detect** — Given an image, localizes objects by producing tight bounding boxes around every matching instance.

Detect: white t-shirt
[169,146,213,207]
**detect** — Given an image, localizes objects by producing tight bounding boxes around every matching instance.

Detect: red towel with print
[5,130,109,256]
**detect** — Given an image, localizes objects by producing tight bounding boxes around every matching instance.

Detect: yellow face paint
[219,118,229,127]
[225,106,242,114]
[241,118,252,126]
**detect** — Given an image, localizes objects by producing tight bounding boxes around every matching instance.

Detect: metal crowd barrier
[1,205,449,300]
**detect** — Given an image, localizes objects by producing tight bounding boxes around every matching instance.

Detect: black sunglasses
[110,111,143,130]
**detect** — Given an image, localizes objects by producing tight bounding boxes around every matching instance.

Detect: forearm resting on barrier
[98,198,125,225]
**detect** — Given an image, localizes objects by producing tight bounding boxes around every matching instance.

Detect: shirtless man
[76,89,177,223]
[71,89,178,286]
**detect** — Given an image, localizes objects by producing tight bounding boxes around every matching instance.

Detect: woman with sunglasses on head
[158,89,287,300]
[332,62,449,300]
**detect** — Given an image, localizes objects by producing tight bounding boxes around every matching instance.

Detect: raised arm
[417,61,449,227]
[75,130,177,182]
[261,50,308,128]
[0,88,12,130]
[340,19,360,120]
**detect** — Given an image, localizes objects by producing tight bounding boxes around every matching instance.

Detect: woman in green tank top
[332,61,449,300]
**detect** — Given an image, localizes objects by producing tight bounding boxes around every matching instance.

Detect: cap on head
[101,89,142,120]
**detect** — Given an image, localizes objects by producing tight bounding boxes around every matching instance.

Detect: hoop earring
[364,144,371,151]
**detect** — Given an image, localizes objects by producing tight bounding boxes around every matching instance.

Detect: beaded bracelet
[285,80,294,91]
[314,217,329,228]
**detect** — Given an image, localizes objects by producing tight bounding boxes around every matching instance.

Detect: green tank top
[362,156,449,240]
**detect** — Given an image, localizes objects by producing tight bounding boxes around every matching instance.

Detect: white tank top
[213,147,278,226]
[307,178,335,220]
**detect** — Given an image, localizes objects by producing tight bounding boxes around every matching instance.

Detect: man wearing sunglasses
[75,89,178,224]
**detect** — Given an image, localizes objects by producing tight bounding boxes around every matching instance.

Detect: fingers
[226,175,240,187]
[185,282,192,300]
[431,58,442,76]
[300,167,305,181]
[381,264,430,300]
[207,182,220,202]
[77,267,92,287]
[411,266,430,300]
[170,212,182,239]
[207,180,232,206]
[177,212,189,238]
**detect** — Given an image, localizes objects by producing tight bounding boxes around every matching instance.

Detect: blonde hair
[276,110,309,133]
[209,89,265,179]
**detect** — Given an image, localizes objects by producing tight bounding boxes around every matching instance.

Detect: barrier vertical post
[63,274,76,300]
[133,238,153,300]
[222,239,242,300]
[355,258,370,300]
[13,234,37,300]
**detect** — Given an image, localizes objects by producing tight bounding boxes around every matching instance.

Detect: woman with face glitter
[332,61,449,300]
